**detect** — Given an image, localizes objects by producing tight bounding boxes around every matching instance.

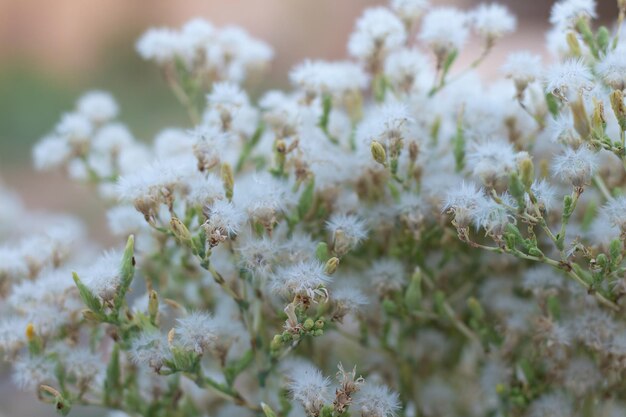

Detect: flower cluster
[4,0,626,416]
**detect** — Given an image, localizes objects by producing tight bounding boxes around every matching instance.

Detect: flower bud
[518,157,534,190]
[324,257,340,275]
[566,32,581,57]
[610,90,626,131]
[170,217,192,244]
[221,162,234,200]
[148,290,159,323]
[404,268,422,311]
[371,141,387,166]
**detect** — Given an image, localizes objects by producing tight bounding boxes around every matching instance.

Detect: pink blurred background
[0,0,619,415]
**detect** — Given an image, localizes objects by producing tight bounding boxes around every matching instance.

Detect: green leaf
[104,344,121,406]
[316,242,330,262]
[72,272,102,314]
[114,235,136,312]
[298,179,315,219]
[261,402,278,417]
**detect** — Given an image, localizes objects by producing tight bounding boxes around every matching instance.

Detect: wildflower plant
[5,0,626,416]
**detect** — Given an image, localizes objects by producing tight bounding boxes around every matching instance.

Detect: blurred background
[0,0,619,415]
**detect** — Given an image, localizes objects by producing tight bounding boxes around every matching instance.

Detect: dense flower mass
[5,0,626,416]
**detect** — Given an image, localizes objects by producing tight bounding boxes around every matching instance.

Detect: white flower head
[501,51,542,90]
[368,258,406,294]
[287,362,331,416]
[419,7,469,57]
[271,260,331,300]
[550,0,596,29]
[82,250,122,301]
[597,44,626,90]
[443,182,486,230]
[545,59,594,102]
[326,213,368,256]
[203,199,246,247]
[390,0,430,23]
[466,140,518,189]
[290,60,368,97]
[552,146,598,188]
[173,311,218,355]
[77,90,118,123]
[599,196,626,234]
[470,3,517,42]
[12,356,56,390]
[208,82,249,117]
[136,27,190,65]
[93,123,134,154]
[384,48,430,92]
[130,331,171,370]
[354,383,401,417]
[56,113,93,146]
[32,135,71,171]
[528,392,573,417]
[348,7,407,61]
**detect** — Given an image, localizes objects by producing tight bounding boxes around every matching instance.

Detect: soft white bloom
[443,182,486,229]
[136,27,189,65]
[550,0,596,28]
[56,113,93,145]
[354,383,401,417]
[599,196,626,233]
[547,113,581,145]
[271,261,331,299]
[384,48,430,92]
[236,234,280,278]
[106,205,147,236]
[77,90,118,123]
[501,51,542,89]
[186,173,224,206]
[130,331,171,370]
[32,135,71,171]
[81,250,121,301]
[287,362,331,416]
[545,59,594,102]
[358,102,413,147]
[331,284,368,320]
[348,7,407,61]
[92,123,134,154]
[12,356,56,390]
[466,140,518,188]
[470,3,517,41]
[173,311,218,354]
[528,180,558,212]
[390,0,429,23]
[368,258,406,294]
[419,7,469,56]
[597,44,626,90]
[208,81,249,115]
[290,60,368,97]
[154,128,194,159]
[552,146,598,187]
[180,18,215,51]
[326,213,368,255]
[203,199,246,246]
[528,392,573,417]
[472,197,515,236]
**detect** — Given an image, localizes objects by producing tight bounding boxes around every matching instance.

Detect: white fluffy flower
[82,250,122,301]
[501,51,542,89]
[443,182,486,229]
[290,60,368,96]
[466,140,518,188]
[597,44,626,90]
[136,27,189,65]
[348,7,407,61]
[77,90,118,123]
[271,261,331,299]
[56,113,93,145]
[287,362,331,416]
[208,81,249,114]
[203,199,246,246]
[354,383,401,417]
[470,3,517,41]
[599,196,626,233]
[12,356,56,390]
[92,123,134,154]
[106,205,147,236]
[130,331,170,370]
[173,311,218,354]
[384,48,430,91]
[545,59,594,102]
[32,135,71,171]
[552,146,598,187]
[419,7,469,56]
[550,0,596,28]
[528,392,573,417]
[390,0,429,23]
[326,213,368,255]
